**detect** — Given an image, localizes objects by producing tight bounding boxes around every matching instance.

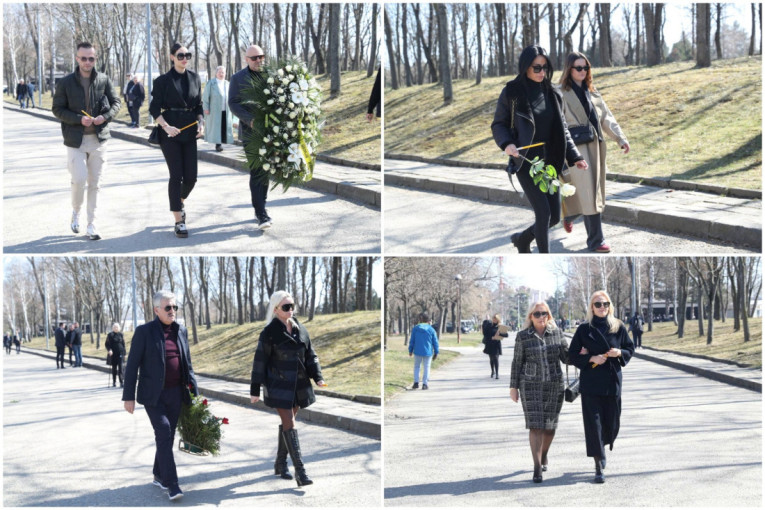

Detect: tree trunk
[738,258,751,342]
[696,3,711,67]
[475,4,483,85]
[309,257,317,321]
[548,3,557,68]
[643,3,664,66]
[384,8,399,89]
[328,3,341,97]
[367,3,378,77]
[598,3,612,67]
[274,3,283,61]
[495,4,506,76]
[714,3,723,60]
[180,258,198,345]
[435,3,452,104]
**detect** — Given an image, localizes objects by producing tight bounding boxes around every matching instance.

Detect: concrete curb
[22,347,381,439]
[384,153,762,200]
[384,170,761,249]
[639,345,758,369]
[4,104,380,209]
[633,350,762,393]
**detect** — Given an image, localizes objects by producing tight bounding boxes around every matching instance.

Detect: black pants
[129,104,141,126]
[56,346,66,368]
[160,136,198,212]
[249,169,270,220]
[111,359,124,384]
[144,385,183,487]
[220,112,228,144]
[632,331,642,348]
[489,354,499,375]
[68,346,73,365]
[517,165,560,254]
[581,393,621,459]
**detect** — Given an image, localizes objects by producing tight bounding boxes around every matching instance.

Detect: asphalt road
[3,108,380,254]
[3,353,381,507]
[383,186,758,254]
[384,338,762,506]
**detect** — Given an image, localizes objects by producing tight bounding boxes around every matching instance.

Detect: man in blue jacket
[408,312,439,390]
[123,290,198,501]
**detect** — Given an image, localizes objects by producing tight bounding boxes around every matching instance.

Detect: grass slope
[641,317,762,368]
[24,310,382,397]
[385,57,762,190]
[5,70,379,165]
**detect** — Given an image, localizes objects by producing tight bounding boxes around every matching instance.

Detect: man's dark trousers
[56,346,66,368]
[242,125,269,220]
[144,385,183,486]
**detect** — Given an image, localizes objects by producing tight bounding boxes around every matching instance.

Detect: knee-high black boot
[275,425,293,480]
[282,428,313,487]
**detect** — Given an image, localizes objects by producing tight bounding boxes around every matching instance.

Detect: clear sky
[498,256,564,294]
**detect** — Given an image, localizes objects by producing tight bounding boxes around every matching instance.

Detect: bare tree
[384,7,399,89]
[328,3,341,96]
[367,3,378,77]
[643,3,664,66]
[435,3,452,104]
[696,2,712,67]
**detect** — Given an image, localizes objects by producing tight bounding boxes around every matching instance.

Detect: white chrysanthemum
[276,108,283,115]
[291,130,297,137]
[288,111,297,119]
[288,102,295,109]
[270,168,276,174]
[263,89,270,95]
[283,133,288,140]
[277,69,284,77]
[279,95,286,103]
[258,148,266,155]
[285,65,293,72]
[286,121,294,129]
[267,99,274,105]
[272,126,279,133]
[267,77,274,84]
[263,163,271,170]
[277,87,284,94]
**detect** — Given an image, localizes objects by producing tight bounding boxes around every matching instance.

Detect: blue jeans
[413,354,433,385]
[73,345,82,366]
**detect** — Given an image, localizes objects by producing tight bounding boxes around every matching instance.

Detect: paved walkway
[385,158,762,250]
[3,353,381,507]
[22,345,380,439]
[384,334,761,506]
[3,106,380,254]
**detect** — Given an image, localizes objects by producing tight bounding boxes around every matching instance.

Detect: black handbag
[148,125,161,147]
[564,365,580,402]
[106,353,112,365]
[569,124,595,145]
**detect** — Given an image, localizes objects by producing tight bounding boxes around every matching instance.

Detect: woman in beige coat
[558,52,629,253]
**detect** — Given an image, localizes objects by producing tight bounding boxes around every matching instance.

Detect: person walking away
[54,322,67,369]
[408,312,439,390]
[629,312,643,349]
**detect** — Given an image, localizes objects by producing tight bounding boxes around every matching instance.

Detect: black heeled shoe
[532,466,543,483]
[510,232,532,254]
[594,458,605,483]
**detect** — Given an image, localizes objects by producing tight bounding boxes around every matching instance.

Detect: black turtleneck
[590,315,611,338]
[170,67,190,104]
[524,77,554,145]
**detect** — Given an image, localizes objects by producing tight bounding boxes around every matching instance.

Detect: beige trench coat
[558,85,628,217]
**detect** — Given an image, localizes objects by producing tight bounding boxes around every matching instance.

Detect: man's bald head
[245,45,265,72]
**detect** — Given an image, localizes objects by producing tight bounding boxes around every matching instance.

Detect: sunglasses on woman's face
[164,305,179,312]
[175,53,193,61]
[593,301,610,309]
[532,311,548,318]
[280,303,295,312]
[572,65,590,72]
[531,65,550,74]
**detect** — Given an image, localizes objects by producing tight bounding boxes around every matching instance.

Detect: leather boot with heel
[282,428,313,487]
[274,425,293,480]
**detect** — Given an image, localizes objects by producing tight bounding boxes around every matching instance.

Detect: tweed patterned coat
[510,325,570,430]
[250,318,323,409]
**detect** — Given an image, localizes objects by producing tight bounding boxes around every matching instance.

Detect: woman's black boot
[594,457,605,483]
[274,425,293,480]
[510,230,532,254]
[282,428,313,487]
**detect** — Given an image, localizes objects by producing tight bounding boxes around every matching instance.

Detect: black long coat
[482,320,506,356]
[122,318,198,407]
[149,68,203,143]
[54,327,66,349]
[105,332,126,365]
[491,76,583,176]
[250,318,323,410]
[567,321,634,396]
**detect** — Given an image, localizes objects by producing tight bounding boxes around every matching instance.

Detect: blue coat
[202,78,235,144]
[408,323,439,357]
[122,318,198,406]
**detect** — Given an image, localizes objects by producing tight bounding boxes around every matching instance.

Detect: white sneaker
[258,218,272,230]
[86,223,101,240]
[71,211,80,233]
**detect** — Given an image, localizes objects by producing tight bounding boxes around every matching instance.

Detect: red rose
[203,399,208,406]
[222,418,229,425]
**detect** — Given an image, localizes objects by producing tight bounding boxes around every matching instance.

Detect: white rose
[283,133,288,140]
[279,95,286,103]
[288,102,295,109]
[263,163,271,170]
[276,108,283,115]
[277,87,284,94]
[286,122,294,129]
[270,168,276,174]
[273,126,279,133]
[274,141,281,146]
[560,183,577,198]
[277,69,284,77]
[289,112,297,119]
[285,65,293,72]
[258,148,266,155]
[263,89,270,95]
[267,77,274,84]
[291,130,297,137]
[288,75,295,81]
[263,137,270,143]
[267,99,274,105]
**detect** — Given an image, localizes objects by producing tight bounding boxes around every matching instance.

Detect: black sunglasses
[247,55,266,61]
[532,311,548,318]
[593,302,611,309]
[163,305,179,312]
[78,56,96,63]
[530,64,550,73]
[280,303,295,312]
[572,65,590,72]
[175,53,193,60]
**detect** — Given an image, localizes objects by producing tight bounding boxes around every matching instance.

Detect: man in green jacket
[52,41,121,240]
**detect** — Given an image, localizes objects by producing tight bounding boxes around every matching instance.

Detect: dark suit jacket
[149,69,203,143]
[122,317,198,407]
[126,81,145,107]
[65,330,74,346]
[228,66,265,141]
[71,327,83,346]
[54,327,66,348]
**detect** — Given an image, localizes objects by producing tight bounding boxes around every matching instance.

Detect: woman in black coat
[482,314,507,379]
[105,322,126,387]
[491,45,588,253]
[567,290,634,483]
[250,291,326,487]
[149,42,204,239]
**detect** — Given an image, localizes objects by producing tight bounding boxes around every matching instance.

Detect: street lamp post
[455,274,462,344]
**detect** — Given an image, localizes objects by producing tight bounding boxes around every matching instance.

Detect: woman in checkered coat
[509,300,571,483]
[250,290,326,487]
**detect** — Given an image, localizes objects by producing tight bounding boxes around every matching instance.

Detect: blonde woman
[105,322,126,387]
[509,301,570,483]
[568,290,634,483]
[250,290,326,487]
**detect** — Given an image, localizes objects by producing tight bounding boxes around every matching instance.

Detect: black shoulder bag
[564,364,580,402]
